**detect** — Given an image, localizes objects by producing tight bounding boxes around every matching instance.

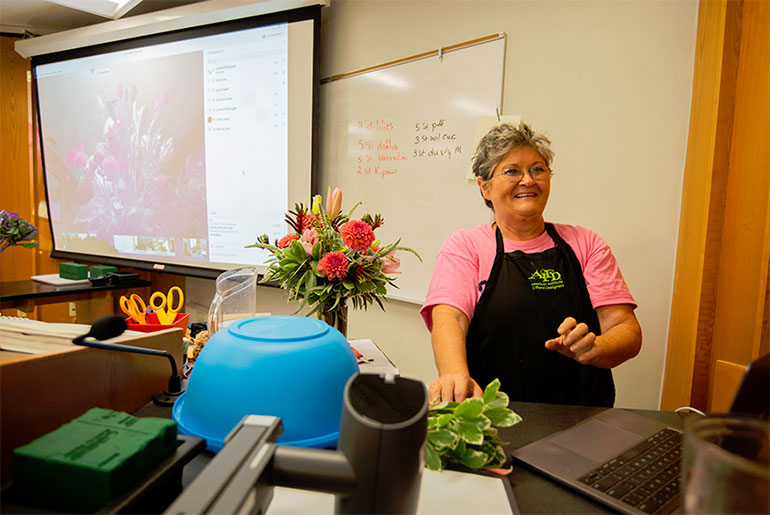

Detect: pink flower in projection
[101,155,121,179]
[340,220,375,252]
[300,228,319,256]
[277,234,299,248]
[317,251,349,281]
[382,251,401,274]
[153,175,174,199]
[66,141,88,169]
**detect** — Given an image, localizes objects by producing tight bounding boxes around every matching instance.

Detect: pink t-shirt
[420,223,636,331]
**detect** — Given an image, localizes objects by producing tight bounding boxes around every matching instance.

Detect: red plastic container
[126,312,189,335]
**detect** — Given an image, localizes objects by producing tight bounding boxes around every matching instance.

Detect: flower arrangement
[247,188,420,335]
[0,210,38,253]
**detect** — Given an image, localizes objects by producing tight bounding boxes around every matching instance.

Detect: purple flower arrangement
[0,210,38,252]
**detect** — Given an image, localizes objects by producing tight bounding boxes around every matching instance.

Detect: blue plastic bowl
[173,315,359,451]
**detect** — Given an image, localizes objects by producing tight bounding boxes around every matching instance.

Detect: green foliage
[426,379,522,472]
[245,193,420,316]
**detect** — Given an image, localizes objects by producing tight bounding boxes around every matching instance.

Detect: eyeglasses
[492,165,552,182]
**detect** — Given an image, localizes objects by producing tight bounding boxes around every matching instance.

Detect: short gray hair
[471,122,554,209]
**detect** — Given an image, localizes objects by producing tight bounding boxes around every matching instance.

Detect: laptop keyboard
[577,427,682,514]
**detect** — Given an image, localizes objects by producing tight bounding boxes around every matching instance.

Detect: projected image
[33,17,313,274]
[38,50,207,260]
[114,235,176,256]
[183,238,208,259]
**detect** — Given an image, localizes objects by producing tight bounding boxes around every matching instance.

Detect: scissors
[150,286,184,325]
[120,293,147,324]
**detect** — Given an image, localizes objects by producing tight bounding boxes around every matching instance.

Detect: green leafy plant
[426,378,522,471]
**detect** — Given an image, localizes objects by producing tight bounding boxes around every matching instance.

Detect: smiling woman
[421,122,642,406]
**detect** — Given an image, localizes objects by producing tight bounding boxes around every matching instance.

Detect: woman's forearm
[430,305,471,374]
[591,305,642,368]
[428,305,483,401]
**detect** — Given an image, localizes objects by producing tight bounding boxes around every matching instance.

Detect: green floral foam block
[13,407,177,513]
[59,262,89,280]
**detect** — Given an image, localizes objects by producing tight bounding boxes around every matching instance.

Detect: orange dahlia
[340,220,375,252]
[277,234,299,248]
[317,251,349,281]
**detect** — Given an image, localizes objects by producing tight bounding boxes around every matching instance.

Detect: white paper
[266,468,514,514]
[348,338,400,377]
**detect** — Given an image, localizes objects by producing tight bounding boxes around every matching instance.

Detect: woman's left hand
[544,316,598,364]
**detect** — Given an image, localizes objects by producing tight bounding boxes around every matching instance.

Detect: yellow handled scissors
[120,293,147,324]
[149,286,184,325]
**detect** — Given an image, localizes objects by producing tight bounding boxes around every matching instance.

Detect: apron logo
[527,268,565,290]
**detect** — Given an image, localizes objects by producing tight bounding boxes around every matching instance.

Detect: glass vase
[318,301,348,338]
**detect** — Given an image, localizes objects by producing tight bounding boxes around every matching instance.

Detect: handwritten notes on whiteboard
[353,119,403,178]
[412,118,463,160]
[351,117,465,180]
[320,37,505,303]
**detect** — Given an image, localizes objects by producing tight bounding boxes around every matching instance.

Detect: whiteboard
[319,36,504,304]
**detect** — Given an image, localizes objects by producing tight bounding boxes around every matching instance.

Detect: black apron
[466,223,615,406]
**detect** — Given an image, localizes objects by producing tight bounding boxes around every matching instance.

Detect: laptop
[512,354,769,514]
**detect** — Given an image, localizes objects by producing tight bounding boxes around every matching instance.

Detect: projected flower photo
[41,51,207,258]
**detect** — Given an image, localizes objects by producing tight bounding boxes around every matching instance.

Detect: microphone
[72,315,184,406]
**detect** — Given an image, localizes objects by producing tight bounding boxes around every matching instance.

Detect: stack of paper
[0,317,142,354]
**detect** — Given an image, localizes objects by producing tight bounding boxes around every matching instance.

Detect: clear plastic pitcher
[207,267,258,335]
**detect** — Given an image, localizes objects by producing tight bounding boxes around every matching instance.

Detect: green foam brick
[13,408,177,513]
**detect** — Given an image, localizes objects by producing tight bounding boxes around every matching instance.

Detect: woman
[420,122,641,406]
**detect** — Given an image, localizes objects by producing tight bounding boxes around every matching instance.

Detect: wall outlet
[68,302,77,317]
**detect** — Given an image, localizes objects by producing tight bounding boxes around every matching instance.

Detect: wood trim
[761,253,770,357]
[709,0,769,366]
[662,0,769,410]
[741,0,769,360]
[0,36,35,283]
[660,0,742,410]
[710,359,746,412]
[321,33,504,84]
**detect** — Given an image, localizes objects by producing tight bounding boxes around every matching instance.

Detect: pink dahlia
[317,251,349,281]
[277,234,299,248]
[340,220,375,252]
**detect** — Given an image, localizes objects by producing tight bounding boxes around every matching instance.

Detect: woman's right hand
[429,373,483,404]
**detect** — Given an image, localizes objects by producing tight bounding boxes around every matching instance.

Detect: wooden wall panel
[0,35,35,283]
[707,0,769,410]
[662,0,770,411]
[710,359,746,412]
[660,0,742,410]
